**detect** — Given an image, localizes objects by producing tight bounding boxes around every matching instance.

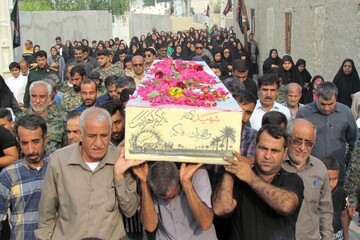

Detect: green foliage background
[19,0,131,15]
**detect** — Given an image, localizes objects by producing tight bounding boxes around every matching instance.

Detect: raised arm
[180,163,213,230]
[223,151,302,216]
[132,163,158,232]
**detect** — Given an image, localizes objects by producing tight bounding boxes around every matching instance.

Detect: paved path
[350,220,360,240]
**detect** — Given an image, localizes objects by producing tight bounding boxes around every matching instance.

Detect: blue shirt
[0,157,48,240]
[207,126,257,187]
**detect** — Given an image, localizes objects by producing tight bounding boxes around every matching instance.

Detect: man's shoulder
[50,144,78,162]
[0,159,26,180]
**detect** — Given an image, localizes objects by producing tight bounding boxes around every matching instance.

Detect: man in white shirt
[249,73,291,130]
[5,62,27,108]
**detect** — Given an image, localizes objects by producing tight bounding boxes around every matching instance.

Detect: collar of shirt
[255,99,281,112]
[284,155,315,171]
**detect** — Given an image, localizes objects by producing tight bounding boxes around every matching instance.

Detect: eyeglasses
[196,46,203,50]
[144,54,152,58]
[289,136,315,148]
[133,63,144,67]
[224,51,230,54]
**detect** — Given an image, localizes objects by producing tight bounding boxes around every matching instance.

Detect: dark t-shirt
[332,186,347,240]
[0,126,17,172]
[230,168,304,240]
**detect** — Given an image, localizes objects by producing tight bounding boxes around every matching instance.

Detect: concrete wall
[171,17,205,31]
[0,0,14,78]
[14,11,112,61]
[254,0,360,81]
[129,13,171,38]
[113,14,130,42]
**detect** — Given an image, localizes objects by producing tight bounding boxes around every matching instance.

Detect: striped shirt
[0,157,48,240]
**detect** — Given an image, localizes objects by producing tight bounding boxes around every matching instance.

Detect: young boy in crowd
[323,156,350,240]
[5,62,27,108]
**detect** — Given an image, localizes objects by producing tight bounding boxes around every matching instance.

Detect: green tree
[143,0,155,6]
[219,126,236,151]
[20,0,53,11]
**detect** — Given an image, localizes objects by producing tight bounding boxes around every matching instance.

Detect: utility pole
[242,0,248,50]
[0,0,15,78]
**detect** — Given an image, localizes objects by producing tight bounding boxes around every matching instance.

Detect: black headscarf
[303,75,325,104]
[280,55,302,86]
[333,59,360,108]
[262,49,281,74]
[296,59,312,87]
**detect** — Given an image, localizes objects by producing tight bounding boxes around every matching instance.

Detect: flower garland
[135,58,228,107]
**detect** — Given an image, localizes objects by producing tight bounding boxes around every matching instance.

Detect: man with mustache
[35,107,143,239]
[282,119,333,240]
[212,124,304,240]
[0,114,49,239]
[249,73,291,131]
[282,83,304,119]
[61,65,86,111]
[100,101,125,147]
[71,79,98,113]
[17,80,66,154]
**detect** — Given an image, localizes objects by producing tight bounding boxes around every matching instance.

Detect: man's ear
[44,134,49,145]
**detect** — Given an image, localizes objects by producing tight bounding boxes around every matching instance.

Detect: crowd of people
[0,25,360,240]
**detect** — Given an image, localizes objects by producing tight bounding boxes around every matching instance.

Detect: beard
[112,131,124,143]
[24,151,44,164]
[73,84,81,92]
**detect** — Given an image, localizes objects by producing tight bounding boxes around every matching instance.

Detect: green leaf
[147,90,160,98]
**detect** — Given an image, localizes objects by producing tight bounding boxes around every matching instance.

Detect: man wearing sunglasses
[282,118,333,240]
[143,47,156,71]
[194,41,211,65]
[132,55,145,86]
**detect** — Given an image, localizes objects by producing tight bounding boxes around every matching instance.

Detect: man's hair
[96,49,110,57]
[157,42,167,50]
[256,124,288,149]
[232,89,257,105]
[148,161,180,197]
[144,47,156,55]
[261,111,288,128]
[118,49,126,56]
[100,100,125,118]
[0,108,12,121]
[284,83,302,95]
[9,62,20,71]
[322,156,339,170]
[194,40,204,46]
[257,73,280,89]
[286,118,317,139]
[223,77,245,93]
[209,62,221,70]
[132,55,144,63]
[73,45,84,53]
[80,78,97,89]
[55,36,61,41]
[116,76,136,94]
[15,114,47,139]
[35,50,47,59]
[30,80,52,97]
[70,65,86,78]
[232,59,248,73]
[67,111,82,122]
[105,75,119,88]
[79,107,111,134]
[315,82,338,100]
